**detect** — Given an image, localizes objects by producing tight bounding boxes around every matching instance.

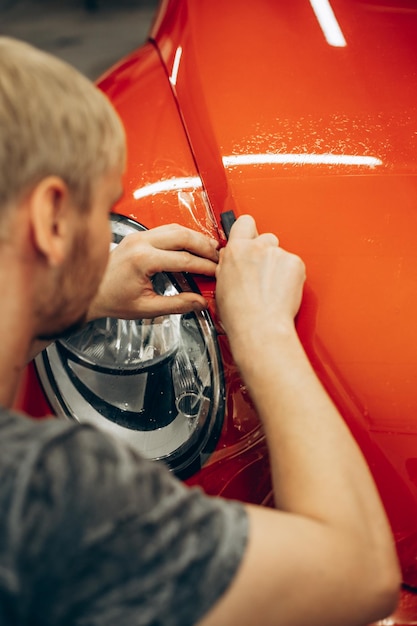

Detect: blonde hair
[0,37,126,215]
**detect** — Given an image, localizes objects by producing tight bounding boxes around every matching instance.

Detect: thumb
[228,214,259,241]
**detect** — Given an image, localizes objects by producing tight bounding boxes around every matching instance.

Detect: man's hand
[200,214,400,626]
[215,214,305,354]
[88,223,219,321]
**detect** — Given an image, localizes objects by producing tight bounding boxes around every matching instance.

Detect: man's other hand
[88,223,219,321]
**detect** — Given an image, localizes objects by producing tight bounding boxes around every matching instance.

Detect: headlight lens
[35,214,224,477]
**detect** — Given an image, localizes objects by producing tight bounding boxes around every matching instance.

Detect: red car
[15,1,417,623]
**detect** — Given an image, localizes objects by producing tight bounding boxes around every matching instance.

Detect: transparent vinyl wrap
[35,215,224,477]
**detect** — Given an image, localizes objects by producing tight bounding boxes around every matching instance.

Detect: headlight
[35,214,224,478]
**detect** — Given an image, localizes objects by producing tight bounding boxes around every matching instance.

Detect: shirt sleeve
[14,423,249,626]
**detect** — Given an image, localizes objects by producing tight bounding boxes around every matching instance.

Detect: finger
[142,224,220,262]
[137,293,208,318]
[228,215,259,241]
[146,249,218,276]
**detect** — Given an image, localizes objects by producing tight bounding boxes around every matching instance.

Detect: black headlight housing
[35,215,224,478]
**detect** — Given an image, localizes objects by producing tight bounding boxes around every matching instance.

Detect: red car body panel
[152,0,417,593]
[14,1,417,622]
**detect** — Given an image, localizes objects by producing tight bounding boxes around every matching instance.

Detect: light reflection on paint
[169,46,183,86]
[222,153,382,167]
[132,154,382,201]
[309,0,347,47]
[133,176,202,200]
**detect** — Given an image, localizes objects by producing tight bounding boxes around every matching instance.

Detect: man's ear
[29,176,72,267]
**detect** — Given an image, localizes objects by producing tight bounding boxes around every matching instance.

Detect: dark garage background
[0,0,159,79]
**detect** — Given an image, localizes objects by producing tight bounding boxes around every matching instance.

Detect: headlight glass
[35,214,224,477]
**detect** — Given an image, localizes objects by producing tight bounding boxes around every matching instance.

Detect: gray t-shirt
[0,409,248,625]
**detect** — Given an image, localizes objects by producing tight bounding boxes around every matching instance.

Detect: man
[0,37,400,625]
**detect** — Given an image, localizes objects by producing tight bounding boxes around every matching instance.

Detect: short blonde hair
[0,37,126,215]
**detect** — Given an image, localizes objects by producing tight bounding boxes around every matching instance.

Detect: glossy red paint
[14,1,417,620]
